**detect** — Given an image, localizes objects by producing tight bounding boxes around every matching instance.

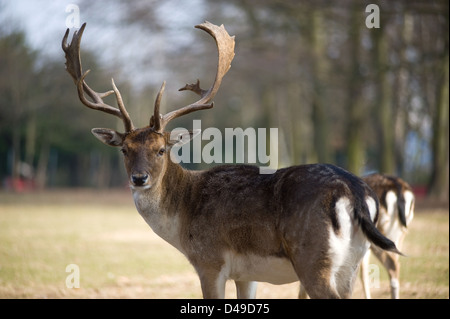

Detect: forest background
[0,0,448,203]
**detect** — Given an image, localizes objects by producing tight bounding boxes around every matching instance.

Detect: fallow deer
[62,22,400,299]
[360,174,414,299]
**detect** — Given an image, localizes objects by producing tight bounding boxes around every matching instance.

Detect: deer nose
[131,173,149,187]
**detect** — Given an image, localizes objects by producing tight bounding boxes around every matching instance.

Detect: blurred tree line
[0,25,125,189]
[0,0,448,201]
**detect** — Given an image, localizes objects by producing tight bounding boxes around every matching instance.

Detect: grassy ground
[0,189,448,299]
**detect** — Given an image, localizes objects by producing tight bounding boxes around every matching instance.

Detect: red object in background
[4,177,36,192]
[411,185,427,199]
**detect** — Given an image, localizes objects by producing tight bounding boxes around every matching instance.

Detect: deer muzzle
[131,173,150,188]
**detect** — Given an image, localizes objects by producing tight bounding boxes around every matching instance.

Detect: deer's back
[180,163,374,259]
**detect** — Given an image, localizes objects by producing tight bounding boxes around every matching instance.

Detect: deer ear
[166,129,201,148]
[91,128,124,147]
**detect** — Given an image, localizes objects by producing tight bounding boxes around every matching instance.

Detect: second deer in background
[360,174,415,299]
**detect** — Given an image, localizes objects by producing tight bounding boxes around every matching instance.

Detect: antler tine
[154,21,235,132]
[149,81,166,132]
[62,23,135,132]
[111,78,134,132]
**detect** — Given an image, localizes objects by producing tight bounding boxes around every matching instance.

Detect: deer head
[62,22,235,189]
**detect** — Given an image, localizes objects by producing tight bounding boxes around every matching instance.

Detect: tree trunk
[345,3,365,175]
[35,141,50,189]
[25,111,37,169]
[428,48,449,201]
[310,9,330,164]
[372,21,395,174]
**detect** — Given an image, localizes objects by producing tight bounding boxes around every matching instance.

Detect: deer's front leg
[235,281,257,299]
[197,267,227,299]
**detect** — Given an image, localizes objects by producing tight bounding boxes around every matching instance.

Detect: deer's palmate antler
[62,21,235,134]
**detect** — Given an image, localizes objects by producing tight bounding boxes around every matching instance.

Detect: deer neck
[131,159,196,253]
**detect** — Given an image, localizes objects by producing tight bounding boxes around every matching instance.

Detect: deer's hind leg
[285,222,342,298]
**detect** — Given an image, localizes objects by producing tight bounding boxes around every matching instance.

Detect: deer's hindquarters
[283,196,375,299]
[326,197,373,297]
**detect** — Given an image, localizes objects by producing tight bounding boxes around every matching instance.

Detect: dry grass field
[0,189,448,299]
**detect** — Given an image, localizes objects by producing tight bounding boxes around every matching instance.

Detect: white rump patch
[385,191,397,218]
[328,197,371,296]
[383,190,414,244]
[403,190,415,225]
[328,197,352,292]
[365,196,378,222]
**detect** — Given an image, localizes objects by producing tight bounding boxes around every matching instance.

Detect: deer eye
[157,148,166,157]
[120,148,127,156]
